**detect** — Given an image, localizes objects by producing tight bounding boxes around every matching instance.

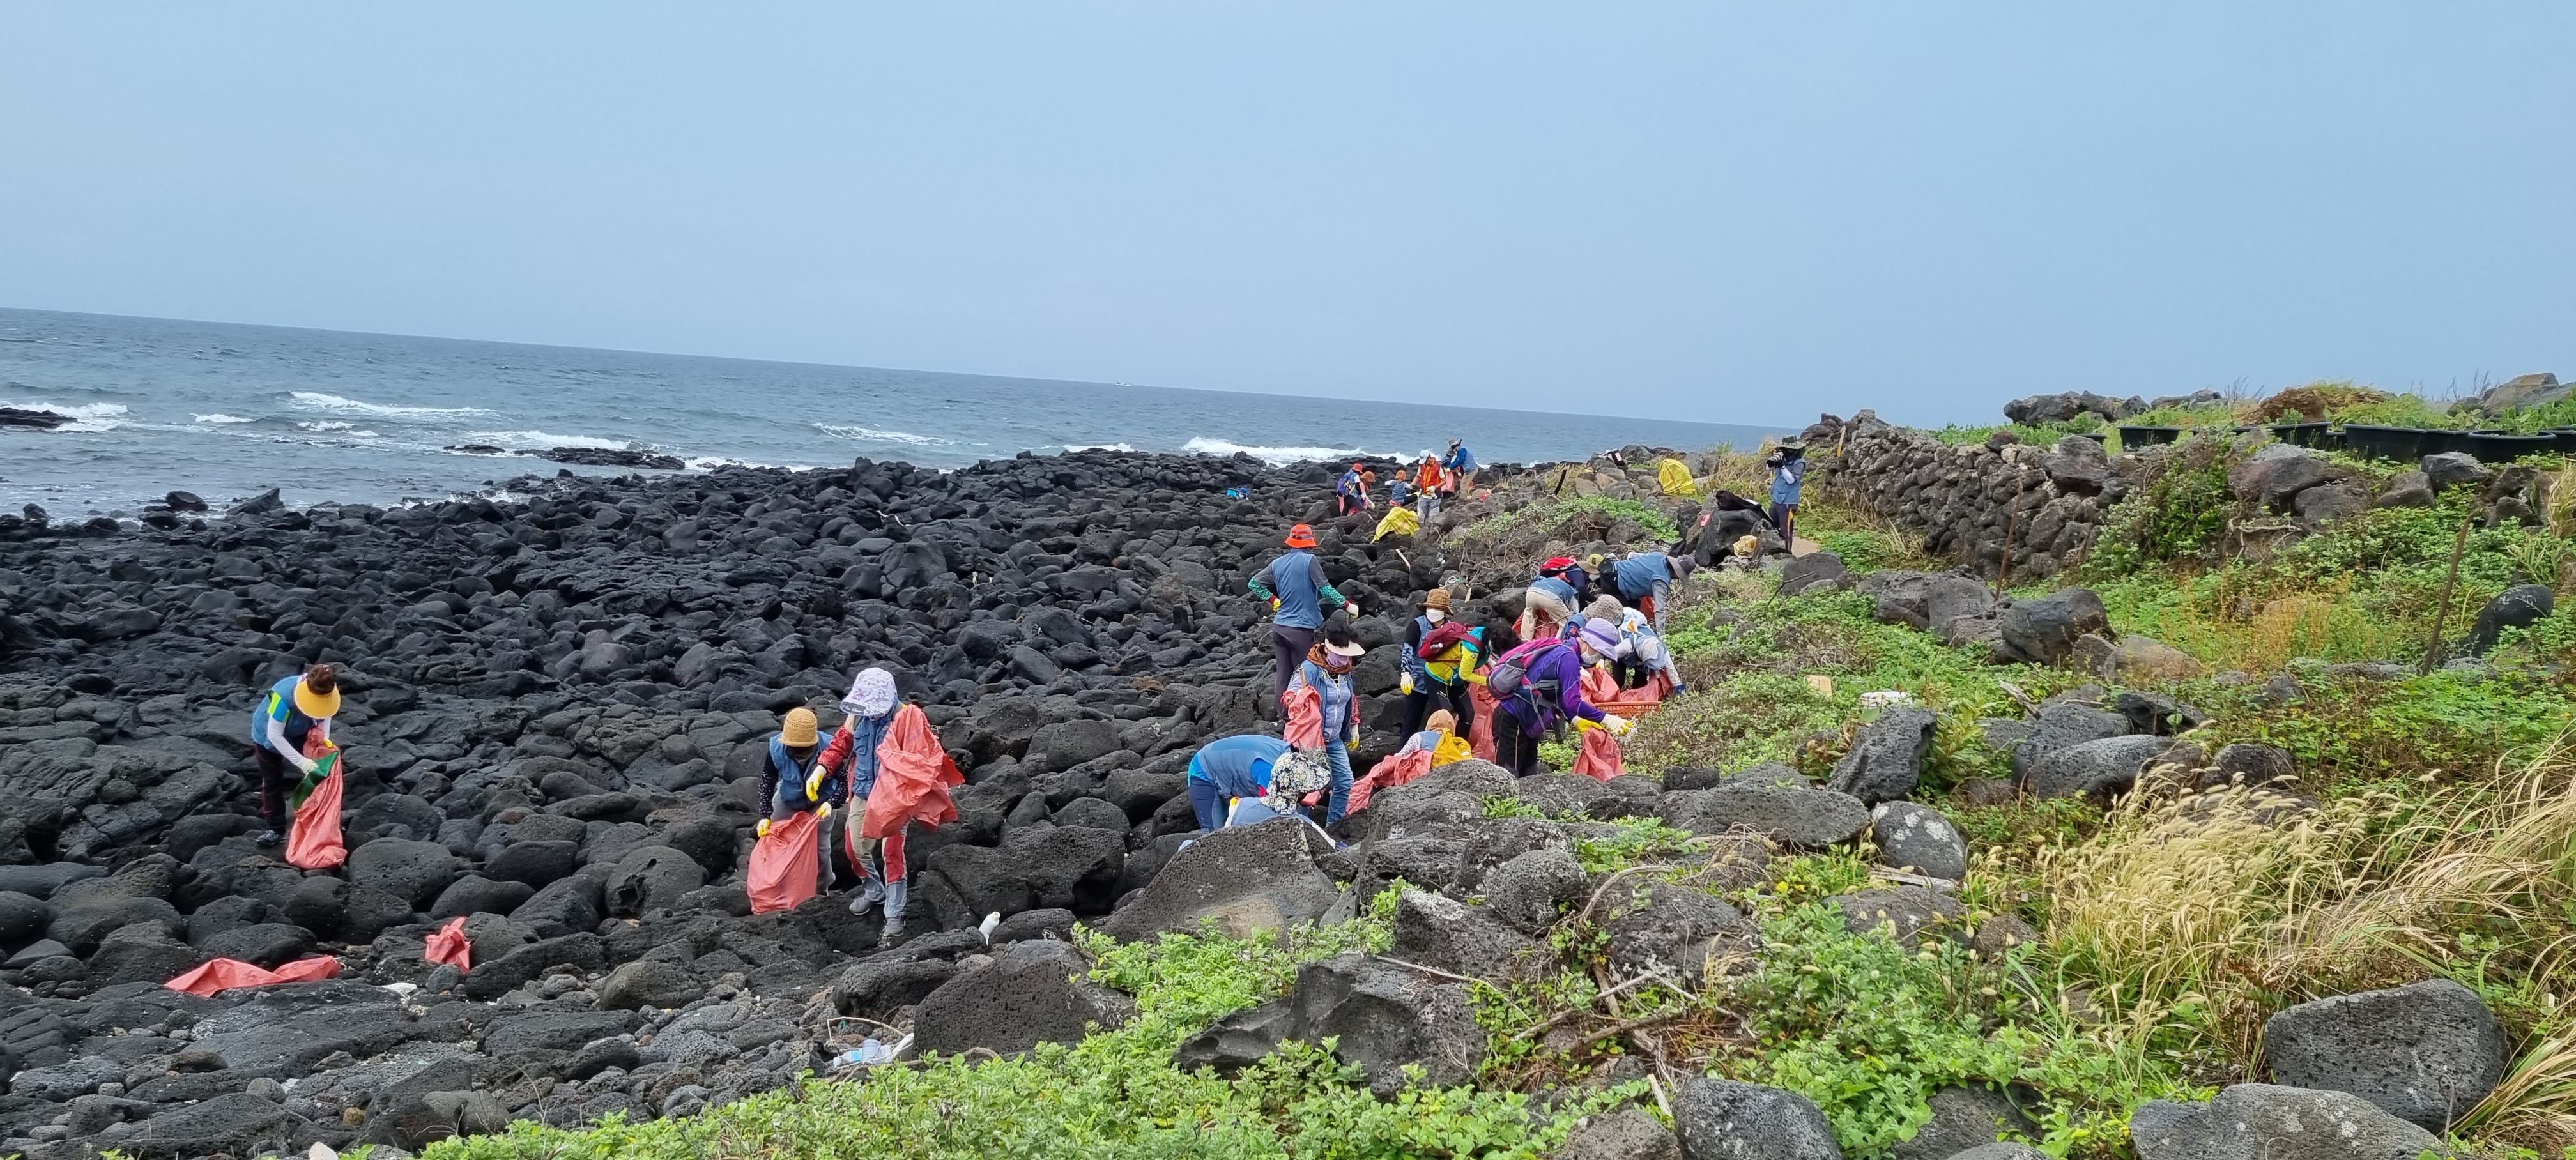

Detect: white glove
[294,755,319,776]
[1605,715,1634,736]
[1346,602,1361,618]
[1400,672,1415,695]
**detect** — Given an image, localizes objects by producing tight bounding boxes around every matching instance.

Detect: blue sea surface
[0,308,1786,514]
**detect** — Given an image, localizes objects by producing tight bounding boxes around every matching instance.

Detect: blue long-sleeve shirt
[1444,445,1477,473]
[1189,735,1294,799]
[1770,456,1807,505]
[1289,660,1359,743]
[1246,549,1346,630]
[1610,554,1675,603]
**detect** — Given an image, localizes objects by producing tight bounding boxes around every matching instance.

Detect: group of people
[247,662,967,932]
[1332,438,1481,521]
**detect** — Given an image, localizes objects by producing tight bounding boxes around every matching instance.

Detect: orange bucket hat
[1285,524,1317,549]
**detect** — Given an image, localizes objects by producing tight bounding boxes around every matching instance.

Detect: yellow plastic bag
[1657,458,1699,496]
[1372,506,1420,540]
[1430,733,1475,767]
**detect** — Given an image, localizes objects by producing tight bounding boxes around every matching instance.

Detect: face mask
[1321,652,1356,674]
[1425,609,1446,623]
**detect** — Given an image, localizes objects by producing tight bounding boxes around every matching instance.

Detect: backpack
[1486,640,1565,710]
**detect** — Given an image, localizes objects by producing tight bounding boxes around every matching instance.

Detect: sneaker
[880,917,906,940]
[847,891,877,917]
[255,830,284,848]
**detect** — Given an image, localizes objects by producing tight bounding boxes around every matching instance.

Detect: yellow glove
[756,818,772,839]
[805,769,825,802]
[816,802,832,820]
[1400,672,1414,695]
[1268,597,1282,613]
[1606,715,1635,736]
[1346,736,1359,751]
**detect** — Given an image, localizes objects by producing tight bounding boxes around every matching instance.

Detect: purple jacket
[1496,642,1606,737]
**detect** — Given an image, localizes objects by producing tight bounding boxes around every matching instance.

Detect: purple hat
[1577,620,1623,657]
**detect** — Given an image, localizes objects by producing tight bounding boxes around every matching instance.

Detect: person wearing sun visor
[245,663,340,848]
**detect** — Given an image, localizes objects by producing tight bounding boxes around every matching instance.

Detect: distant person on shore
[1400,589,1482,735]
[1444,439,1480,493]
[1766,439,1807,547]
[815,668,899,915]
[245,663,339,847]
[1247,524,1355,711]
[1413,455,1447,523]
[1335,462,1368,517]
[1485,634,1629,776]
[1283,622,1366,824]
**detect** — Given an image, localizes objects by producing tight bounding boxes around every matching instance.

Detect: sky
[2,5,2570,429]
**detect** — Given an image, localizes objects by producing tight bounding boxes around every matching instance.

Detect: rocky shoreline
[0,446,1606,1156]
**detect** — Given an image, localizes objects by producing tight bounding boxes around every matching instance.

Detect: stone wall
[1800,411,2130,580]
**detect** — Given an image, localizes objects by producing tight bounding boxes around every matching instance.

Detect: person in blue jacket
[1186,734,1319,830]
[1767,439,1807,545]
[245,663,340,846]
[1443,439,1480,493]
[1246,523,1356,710]
[1607,550,1695,636]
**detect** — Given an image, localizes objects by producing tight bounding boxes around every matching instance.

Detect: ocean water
[0,308,1786,515]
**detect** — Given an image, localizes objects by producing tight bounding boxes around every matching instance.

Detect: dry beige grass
[2040,735,2576,1106]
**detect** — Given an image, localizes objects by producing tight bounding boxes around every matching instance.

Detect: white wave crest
[1061,443,1137,453]
[289,390,493,417]
[193,413,255,424]
[813,423,956,446]
[459,429,636,451]
[1182,436,1421,466]
[1,399,129,431]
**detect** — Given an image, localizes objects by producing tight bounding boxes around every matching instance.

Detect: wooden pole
[2420,507,2478,675]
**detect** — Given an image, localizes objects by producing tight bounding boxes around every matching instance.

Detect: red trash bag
[424,916,471,974]
[747,811,821,915]
[1468,683,1499,762]
[1572,724,1625,781]
[1579,664,1620,705]
[1282,681,1325,750]
[286,740,346,871]
[1347,748,1434,814]
[862,705,964,840]
[167,955,342,997]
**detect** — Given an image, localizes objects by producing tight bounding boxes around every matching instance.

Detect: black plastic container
[2117,425,2182,448]
[2420,429,2487,457]
[2464,432,2559,463]
[2269,422,2333,450]
[2341,425,2430,462]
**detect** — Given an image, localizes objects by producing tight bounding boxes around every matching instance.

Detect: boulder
[1889,1086,2032,1160]
[1825,707,1936,805]
[2227,445,2340,510]
[2462,584,2552,657]
[1990,588,2108,667]
[125,1091,309,1158]
[596,960,704,1011]
[1604,882,1751,985]
[483,1008,634,1055]
[0,891,53,944]
[2292,481,2369,524]
[2129,1083,2441,1160]
[2023,735,2169,799]
[1560,1106,1682,1160]
[911,939,1133,1057]
[1390,889,1543,979]
[2260,978,2506,1130]
[2420,452,2492,492]
[1658,784,1869,847]
[2373,470,2434,509]
[346,838,458,910]
[484,839,581,888]
[1172,997,1292,1076]
[832,958,960,1019]
[1094,817,1339,941]
[1672,1077,1844,1160]
[1779,552,1850,597]
[1284,952,1485,1095]
[2011,703,2129,779]
[1868,802,1968,881]
[193,922,315,969]
[1832,885,1964,947]
[1478,848,1588,935]
[604,846,706,917]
